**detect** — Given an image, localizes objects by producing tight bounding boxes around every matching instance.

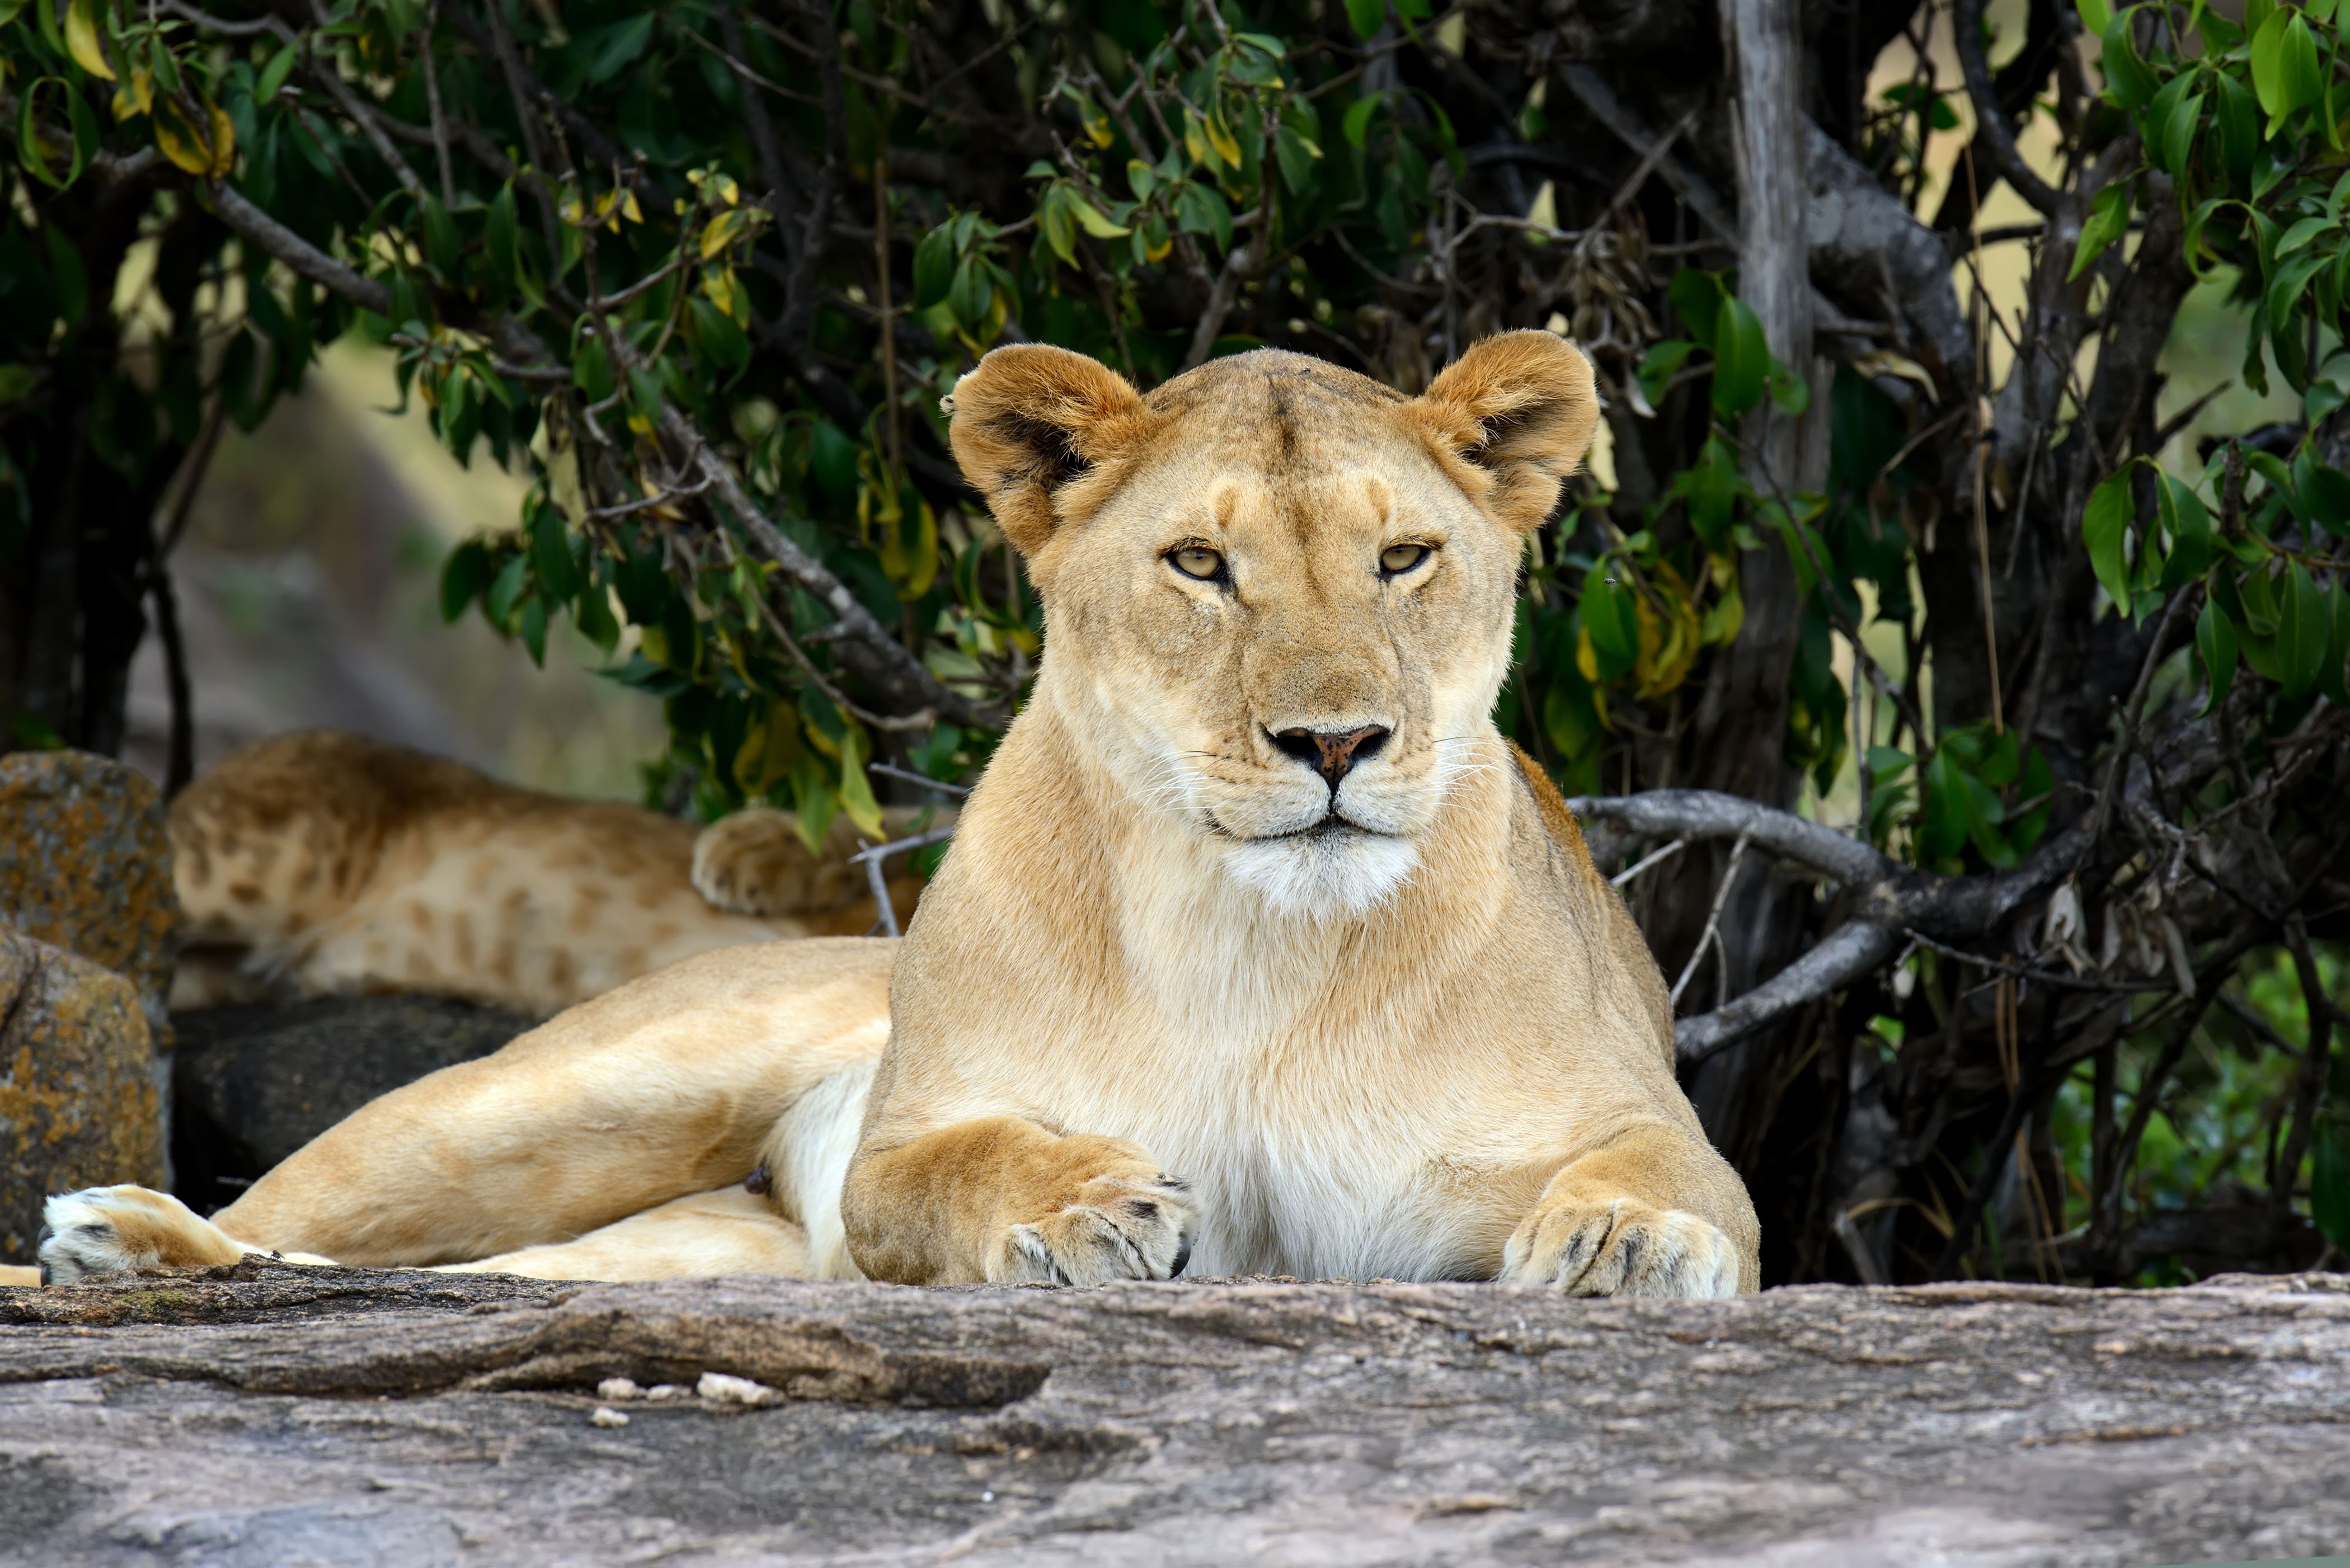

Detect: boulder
[1,1264,2347,1564]
[170,995,530,1212]
[0,930,164,1263]
[0,750,178,1037]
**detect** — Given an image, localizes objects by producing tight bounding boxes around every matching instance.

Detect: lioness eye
[1380,543,1431,576]
[1170,547,1225,581]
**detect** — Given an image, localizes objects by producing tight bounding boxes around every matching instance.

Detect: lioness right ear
[945,345,1154,558]
[1411,331,1601,533]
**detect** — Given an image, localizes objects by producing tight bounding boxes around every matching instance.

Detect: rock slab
[0,931,163,1264]
[169,995,529,1212]
[0,750,177,1035]
[2,1265,2346,1565]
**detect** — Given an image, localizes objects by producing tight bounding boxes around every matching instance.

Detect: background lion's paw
[1501,1196,1740,1299]
[690,809,814,916]
[987,1171,1194,1287]
[37,1186,247,1284]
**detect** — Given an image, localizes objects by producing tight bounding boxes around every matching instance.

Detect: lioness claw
[1502,1197,1741,1299]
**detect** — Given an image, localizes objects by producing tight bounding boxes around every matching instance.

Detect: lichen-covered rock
[0,929,165,1263]
[171,995,529,1212]
[0,750,177,1037]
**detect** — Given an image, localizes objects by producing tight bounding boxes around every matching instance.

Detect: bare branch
[1950,0,2060,216]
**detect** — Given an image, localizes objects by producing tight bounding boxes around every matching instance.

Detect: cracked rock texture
[2,1264,2346,1565]
[0,751,177,1035]
[0,931,163,1264]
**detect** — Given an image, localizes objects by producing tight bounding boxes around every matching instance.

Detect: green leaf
[914,223,957,308]
[2194,591,2238,714]
[1172,182,1233,251]
[2298,458,2350,536]
[2315,1123,2350,1254]
[1341,93,1381,149]
[688,295,750,371]
[1766,356,1811,417]
[2075,0,2111,35]
[2083,465,2136,611]
[485,182,519,290]
[417,191,459,275]
[257,41,298,102]
[439,539,493,622]
[2324,580,2350,708]
[2277,562,2329,699]
[2070,181,2132,280]
[519,594,548,666]
[1580,574,1640,682]
[1343,0,1384,39]
[1634,339,1696,411]
[1709,295,1769,417]
[2154,471,2211,590]
[2251,8,2323,125]
[2158,90,2204,177]
[2100,11,2159,109]
[947,253,991,327]
[44,225,87,326]
[584,13,655,83]
[1668,267,1722,350]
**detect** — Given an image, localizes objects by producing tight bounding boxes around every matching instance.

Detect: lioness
[36,333,1759,1297]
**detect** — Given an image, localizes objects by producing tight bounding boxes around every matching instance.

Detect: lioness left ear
[946,343,1156,558]
[1412,332,1601,533]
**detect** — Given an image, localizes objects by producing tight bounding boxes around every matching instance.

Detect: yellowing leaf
[699,209,742,258]
[153,97,217,175]
[205,98,235,174]
[67,0,114,80]
[1069,196,1130,239]
[1205,111,1243,168]
[110,67,153,121]
[621,187,643,224]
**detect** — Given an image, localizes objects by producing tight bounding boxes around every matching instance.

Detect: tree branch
[1950,0,2060,216]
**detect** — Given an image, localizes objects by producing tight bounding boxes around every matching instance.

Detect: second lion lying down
[41,332,1759,1297]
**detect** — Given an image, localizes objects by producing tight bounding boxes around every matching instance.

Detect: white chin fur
[1224,828,1418,917]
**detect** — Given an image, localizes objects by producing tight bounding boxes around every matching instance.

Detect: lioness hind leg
[36,1186,337,1284]
[437,1186,820,1282]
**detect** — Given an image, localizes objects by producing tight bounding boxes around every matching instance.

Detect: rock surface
[0,750,177,1036]
[169,995,530,1213]
[0,931,164,1264]
[2,1263,2346,1565]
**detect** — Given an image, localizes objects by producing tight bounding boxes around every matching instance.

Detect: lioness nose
[1270,725,1390,789]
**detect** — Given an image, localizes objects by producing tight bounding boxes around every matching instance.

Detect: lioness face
[951,337,1599,917]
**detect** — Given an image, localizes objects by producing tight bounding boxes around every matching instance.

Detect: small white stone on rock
[590,1407,629,1428]
[697,1371,780,1406]
[645,1384,689,1401]
[596,1378,642,1401]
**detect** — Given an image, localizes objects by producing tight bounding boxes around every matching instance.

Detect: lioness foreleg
[842,1117,1193,1286]
[1500,1123,1759,1298]
[37,1186,337,1284]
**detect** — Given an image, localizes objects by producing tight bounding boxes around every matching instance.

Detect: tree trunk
[1678,0,1832,1142]
[4,1264,2347,1564]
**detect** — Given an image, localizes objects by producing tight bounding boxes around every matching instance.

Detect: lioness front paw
[1501,1196,1740,1299]
[986,1160,1195,1287]
[37,1186,248,1285]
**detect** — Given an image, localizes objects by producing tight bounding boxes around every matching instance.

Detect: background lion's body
[170,731,914,1015]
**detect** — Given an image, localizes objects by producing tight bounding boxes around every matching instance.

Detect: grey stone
[1,1264,2346,1565]
[169,995,529,1213]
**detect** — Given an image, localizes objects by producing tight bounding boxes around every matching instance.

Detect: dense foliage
[3,0,2348,1284]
